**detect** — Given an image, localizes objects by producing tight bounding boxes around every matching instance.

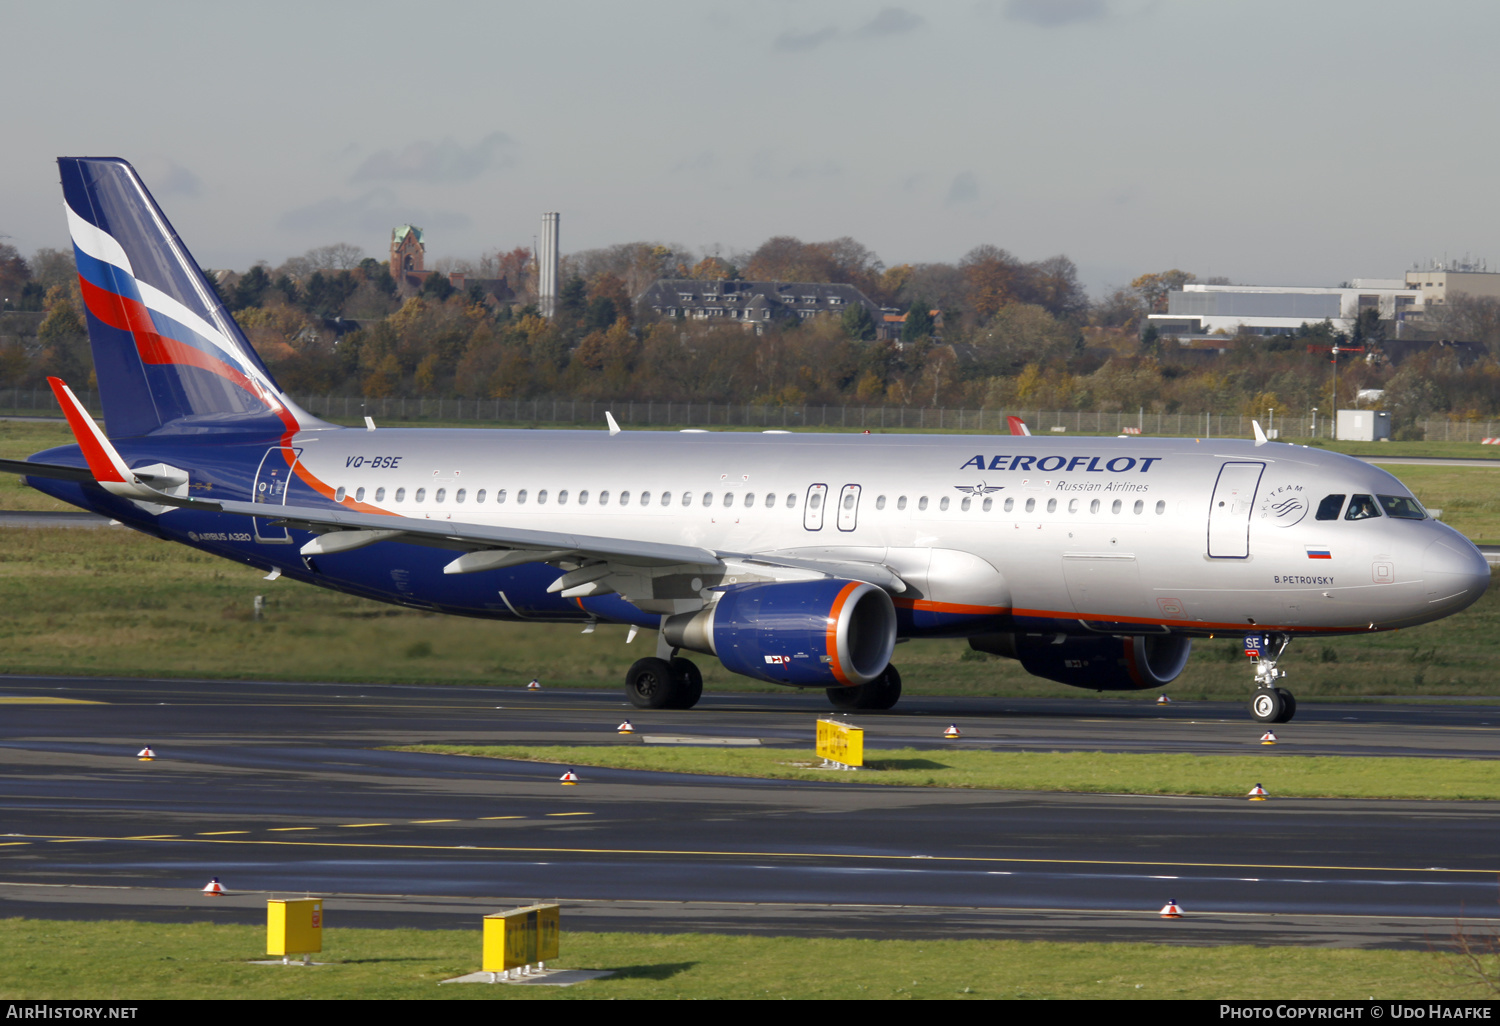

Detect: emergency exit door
[1207,461,1264,558]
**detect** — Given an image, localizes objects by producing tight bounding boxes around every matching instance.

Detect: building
[637,279,891,336]
[1403,266,1500,305]
[1148,282,1423,339]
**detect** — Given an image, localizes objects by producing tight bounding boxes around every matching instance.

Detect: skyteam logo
[1257,484,1309,527]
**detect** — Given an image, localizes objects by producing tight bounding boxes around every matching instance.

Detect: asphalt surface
[2,677,1498,947]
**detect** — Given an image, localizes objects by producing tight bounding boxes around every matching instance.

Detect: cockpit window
[1315,494,1346,521]
[1344,494,1381,521]
[1377,494,1426,520]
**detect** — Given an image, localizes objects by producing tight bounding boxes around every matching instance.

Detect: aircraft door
[836,484,862,532]
[253,447,300,544]
[803,483,828,531]
[1207,461,1265,558]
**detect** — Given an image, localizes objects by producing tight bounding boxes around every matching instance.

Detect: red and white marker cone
[560,769,579,785]
[202,877,225,896]
[526,679,541,691]
[1248,783,1269,800]
[1260,730,1278,745]
[1159,899,1184,919]
[942,725,961,739]
[1156,694,1172,705]
[137,746,156,761]
[617,720,634,734]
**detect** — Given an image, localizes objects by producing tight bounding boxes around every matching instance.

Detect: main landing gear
[826,664,902,711]
[625,656,703,710]
[1248,633,1297,724]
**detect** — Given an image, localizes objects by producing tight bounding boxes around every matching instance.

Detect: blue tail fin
[58,157,322,439]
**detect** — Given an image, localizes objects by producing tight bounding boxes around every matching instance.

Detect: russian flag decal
[1305,546,1332,559]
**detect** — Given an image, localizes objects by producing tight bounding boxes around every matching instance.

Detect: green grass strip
[0,918,1488,999]
[397,744,1500,800]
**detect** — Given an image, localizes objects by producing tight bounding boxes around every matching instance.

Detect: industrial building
[1147,281,1423,338]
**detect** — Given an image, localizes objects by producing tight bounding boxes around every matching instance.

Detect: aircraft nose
[1422,536,1491,614]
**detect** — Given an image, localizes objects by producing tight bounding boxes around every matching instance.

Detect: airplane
[2,157,1490,724]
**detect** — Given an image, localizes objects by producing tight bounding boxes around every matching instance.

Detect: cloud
[138,158,202,198]
[277,188,472,238]
[1004,0,1107,27]
[350,132,517,185]
[772,26,837,52]
[946,171,980,205]
[854,7,923,38]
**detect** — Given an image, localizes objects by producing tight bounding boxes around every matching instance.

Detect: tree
[1139,322,1161,356]
[419,273,456,303]
[233,265,271,310]
[0,243,31,309]
[960,245,1028,321]
[1130,269,1197,313]
[841,301,876,341]
[901,301,934,343]
[1027,255,1089,320]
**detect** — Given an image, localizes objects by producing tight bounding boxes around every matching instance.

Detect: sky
[4,0,1500,298]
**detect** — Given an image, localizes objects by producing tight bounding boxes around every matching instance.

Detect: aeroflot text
[960,455,1163,473]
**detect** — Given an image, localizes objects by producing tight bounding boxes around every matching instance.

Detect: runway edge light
[266,897,323,965]
[617,720,634,734]
[942,724,961,739]
[1248,783,1269,800]
[1159,900,1184,919]
[137,746,155,761]
[560,769,580,785]
[1260,730,1278,745]
[202,877,225,896]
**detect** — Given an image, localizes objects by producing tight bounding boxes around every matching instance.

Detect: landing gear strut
[825,664,902,711]
[625,656,703,710]
[1248,633,1297,724]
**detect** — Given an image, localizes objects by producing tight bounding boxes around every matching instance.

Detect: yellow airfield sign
[816,718,864,768]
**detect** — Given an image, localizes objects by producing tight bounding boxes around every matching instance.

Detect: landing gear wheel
[824,665,903,711]
[669,657,703,709]
[1274,687,1297,723]
[625,657,679,709]
[1250,687,1284,724]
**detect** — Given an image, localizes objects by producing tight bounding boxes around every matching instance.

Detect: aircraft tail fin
[1006,415,1032,437]
[57,157,322,440]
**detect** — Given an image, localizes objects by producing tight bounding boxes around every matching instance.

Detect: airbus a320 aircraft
[4,158,1489,723]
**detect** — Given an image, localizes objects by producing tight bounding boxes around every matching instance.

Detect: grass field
[1,918,1491,1000]
[395,745,1500,800]
[3,417,1500,699]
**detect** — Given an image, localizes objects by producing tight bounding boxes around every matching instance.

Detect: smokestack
[539,212,560,319]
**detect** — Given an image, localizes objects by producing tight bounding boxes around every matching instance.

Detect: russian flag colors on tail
[57,157,318,440]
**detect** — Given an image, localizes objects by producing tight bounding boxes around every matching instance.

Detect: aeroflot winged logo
[954,482,1004,496]
[959,454,1163,473]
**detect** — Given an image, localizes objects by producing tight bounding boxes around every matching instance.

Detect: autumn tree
[0,244,30,308]
[960,245,1028,321]
[841,301,876,341]
[902,301,935,343]
[1131,269,1197,313]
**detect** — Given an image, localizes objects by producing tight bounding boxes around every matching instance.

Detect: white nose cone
[1422,537,1490,615]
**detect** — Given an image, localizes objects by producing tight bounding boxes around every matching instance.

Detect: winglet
[605,411,622,436]
[1252,420,1268,446]
[48,378,132,485]
[1006,415,1031,437]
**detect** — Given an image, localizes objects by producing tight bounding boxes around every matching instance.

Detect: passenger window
[765,493,776,508]
[516,489,527,504]
[661,492,672,506]
[810,493,822,510]
[496,489,506,504]
[843,493,855,510]
[1345,494,1381,521]
[875,495,886,510]
[619,491,630,505]
[1154,500,1165,514]
[537,489,548,504]
[940,496,951,511]
[1133,500,1144,514]
[455,488,466,503]
[335,486,346,502]
[355,487,365,502]
[374,487,385,502]
[785,494,797,508]
[1111,499,1122,514]
[982,497,993,512]
[722,492,734,507]
[557,490,568,505]
[745,493,756,508]
[1067,498,1078,513]
[1315,494,1346,521]
[897,496,907,510]
[395,488,405,502]
[1046,498,1057,513]
[1003,497,1013,512]
[415,488,426,503]
[703,492,714,507]
[682,492,693,506]
[639,491,650,506]
[577,490,587,505]
[1024,498,1035,513]
[918,496,929,511]
[597,490,608,505]
[434,488,445,503]
[1090,499,1100,514]
[960,496,971,511]
[476,489,486,503]
[1378,494,1426,520]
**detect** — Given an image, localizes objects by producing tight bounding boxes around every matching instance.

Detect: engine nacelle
[664,579,897,687]
[969,632,1192,691]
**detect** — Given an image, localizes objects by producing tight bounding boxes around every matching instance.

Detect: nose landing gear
[1248,633,1297,723]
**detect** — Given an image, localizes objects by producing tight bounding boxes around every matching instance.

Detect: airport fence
[3,387,1498,441]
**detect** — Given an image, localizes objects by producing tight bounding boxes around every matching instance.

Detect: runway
[1,675,1497,948]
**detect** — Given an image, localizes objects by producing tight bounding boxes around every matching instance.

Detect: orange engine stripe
[825,582,862,686]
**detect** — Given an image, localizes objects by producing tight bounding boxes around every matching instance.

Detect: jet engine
[969,632,1192,691]
[664,579,897,687]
